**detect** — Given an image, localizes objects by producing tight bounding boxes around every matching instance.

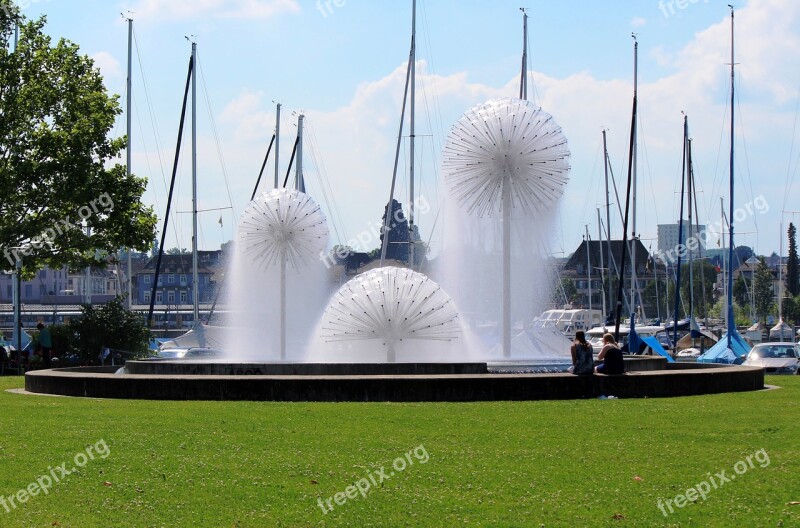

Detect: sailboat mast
[296,114,305,192]
[597,209,607,325]
[726,7,736,350]
[779,219,784,340]
[688,137,695,319]
[274,103,281,188]
[191,42,199,324]
[126,16,133,310]
[519,9,528,99]
[586,227,592,313]
[630,34,639,320]
[602,129,612,319]
[673,115,688,349]
[409,0,417,268]
[614,36,638,340]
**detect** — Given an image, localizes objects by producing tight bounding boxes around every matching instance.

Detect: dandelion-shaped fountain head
[238,188,328,269]
[442,97,571,218]
[321,267,460,361]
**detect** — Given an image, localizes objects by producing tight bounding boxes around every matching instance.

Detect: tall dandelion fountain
[238,187,328,360]
[442,97,570,358]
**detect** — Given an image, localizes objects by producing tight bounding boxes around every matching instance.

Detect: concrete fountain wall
[25,357,765,402]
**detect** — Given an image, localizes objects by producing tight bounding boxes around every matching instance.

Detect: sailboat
[698,7,750,364]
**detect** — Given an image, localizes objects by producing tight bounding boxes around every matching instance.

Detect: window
[39,270,46,279]
[144,291,151,303]
[157,276,163,286]
[168,291,175,303]
[155,291,162,304]
[144,274,151,284]
[24,284,33,299]
[168,274,175,284]
[180,291,187,304]
[180,274,187,286]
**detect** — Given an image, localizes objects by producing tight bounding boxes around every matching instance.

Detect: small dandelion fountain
[321,267,460,362]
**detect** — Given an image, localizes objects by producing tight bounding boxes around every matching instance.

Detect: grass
[0,376,798,527]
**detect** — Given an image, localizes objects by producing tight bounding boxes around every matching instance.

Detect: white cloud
[123,0,300,21]
[631,16,647,28]
[91,51,122,80]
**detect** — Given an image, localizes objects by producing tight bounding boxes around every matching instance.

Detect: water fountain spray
[239,188,328,359]
[321,267,460,362]
[442,97,570,357]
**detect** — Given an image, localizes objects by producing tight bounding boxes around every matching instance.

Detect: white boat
[531,308,603,339]
[586,324,670,354]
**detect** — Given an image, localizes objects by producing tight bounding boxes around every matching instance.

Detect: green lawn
[0,376,798,527]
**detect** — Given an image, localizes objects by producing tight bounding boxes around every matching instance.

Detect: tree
[553,278,579,306]
[69,298,151,361]
[679,260,718,318]
[782,296,800,326]
[753,257,776,323]
[788,223,799,296]
[0,12,156,275]
[733,274,750,309]
[166,247,189,255]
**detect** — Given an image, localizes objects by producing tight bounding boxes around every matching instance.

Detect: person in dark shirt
[595,333,625,375]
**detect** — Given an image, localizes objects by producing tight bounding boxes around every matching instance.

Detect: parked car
[742,342,800,375]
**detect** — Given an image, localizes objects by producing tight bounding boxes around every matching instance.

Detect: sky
[15,0,800,259]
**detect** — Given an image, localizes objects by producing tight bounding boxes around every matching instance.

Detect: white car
[743,342,800,375]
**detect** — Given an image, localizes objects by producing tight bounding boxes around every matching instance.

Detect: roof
[564,239,652,274]
[138,251,222,275]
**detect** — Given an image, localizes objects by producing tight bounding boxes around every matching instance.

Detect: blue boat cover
[642,336,675,362]
[696,331,749,364]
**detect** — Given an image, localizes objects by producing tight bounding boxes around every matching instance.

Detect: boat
[586,324,671,354]
[531,308,603,339]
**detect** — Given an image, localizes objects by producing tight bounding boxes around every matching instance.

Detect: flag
[218,216,223,227]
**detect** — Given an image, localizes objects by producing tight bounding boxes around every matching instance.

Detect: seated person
[595,333,625,375]
[568,331,594,375]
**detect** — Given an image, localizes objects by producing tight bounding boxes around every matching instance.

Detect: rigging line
[132,28,170,195]
[305,122,345,243]
[781,85,800,212]
[305,139,343,245]
[637,113,660,230]
[133,92,184,261]
[197,59,238,221]
[707,70,731,223]
[132,28,185,254]
[734,74,759,241]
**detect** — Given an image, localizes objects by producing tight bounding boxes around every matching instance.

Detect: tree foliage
[678,260,717,318]
[733,274,750,309]
[753,258,775,323]
[69,298,150,361]
[787,223,799,296]
[0,12,156,274]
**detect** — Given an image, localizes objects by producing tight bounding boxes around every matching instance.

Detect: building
[561,239,653,315]
[134,251,223,306]
[0,265,122,306]
[657,221,707,264]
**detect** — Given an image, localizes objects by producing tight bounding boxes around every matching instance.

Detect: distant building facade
[657,221,707,264]
[133,251,223,306]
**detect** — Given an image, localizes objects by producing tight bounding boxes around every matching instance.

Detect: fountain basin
[24,358,764,402]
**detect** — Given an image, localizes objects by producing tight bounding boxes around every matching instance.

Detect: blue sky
[16,0,800,258]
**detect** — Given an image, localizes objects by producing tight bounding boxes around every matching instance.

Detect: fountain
[23,102,765,401]
[321,267,460,362]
